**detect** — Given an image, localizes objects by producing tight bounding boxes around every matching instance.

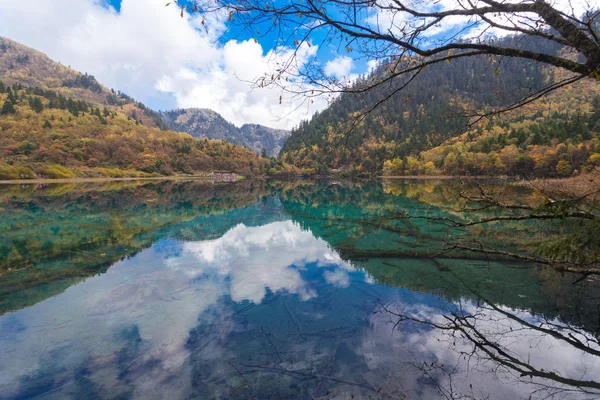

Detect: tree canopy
[177,0,599,119]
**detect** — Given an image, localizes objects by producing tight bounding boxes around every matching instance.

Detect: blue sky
[106,0,122,12]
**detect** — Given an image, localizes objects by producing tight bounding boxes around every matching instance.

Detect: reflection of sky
[363,299,600,399]
[166,221,355,303]
[0,221,361,399]
[1,220,599,399]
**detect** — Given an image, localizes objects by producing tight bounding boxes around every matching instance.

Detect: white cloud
[158,40,327,129]
[367,59,379,73]
[324,55,354,79]
[0,0,328,129]
[323,269,351,288]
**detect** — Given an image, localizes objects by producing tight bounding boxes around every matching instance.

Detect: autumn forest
[1,34,600,180]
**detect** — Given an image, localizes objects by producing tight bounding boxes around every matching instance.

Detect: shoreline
[380,175,461,180]
[0,175,221,185]
[2,173,595,185]
[378,175,513,180]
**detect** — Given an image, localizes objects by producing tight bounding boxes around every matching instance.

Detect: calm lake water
[1,179,599,399]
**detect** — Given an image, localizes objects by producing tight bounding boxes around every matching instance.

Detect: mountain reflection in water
[0,180,599,399]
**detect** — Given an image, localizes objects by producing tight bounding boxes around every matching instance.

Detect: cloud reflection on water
[0,221,359,399]
[361,298,600,399]
[167,221,355,303]
[1,220,599,399]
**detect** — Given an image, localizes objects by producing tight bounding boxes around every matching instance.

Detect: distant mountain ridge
[160,108,290,157]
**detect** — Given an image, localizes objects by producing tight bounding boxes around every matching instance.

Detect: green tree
[28,96,44,113]
[1,99,16,115]
[443,152,459,175]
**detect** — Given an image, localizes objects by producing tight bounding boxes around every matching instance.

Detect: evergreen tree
[1,99,16,115]
[531,131,544,145]
[29,97,44,113]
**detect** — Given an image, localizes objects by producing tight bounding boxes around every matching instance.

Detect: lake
[1,179,599,399]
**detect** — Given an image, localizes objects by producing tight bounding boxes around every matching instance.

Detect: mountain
[0,36,170,130]
[239,124,290,157]
[281,34,600,177]
[0,37,106,104]
[159,108,241,147]
[160,108,290,157]
[0,36,299,179]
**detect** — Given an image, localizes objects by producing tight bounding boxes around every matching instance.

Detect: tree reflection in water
[2,179,600,399]
[376,274,600,399]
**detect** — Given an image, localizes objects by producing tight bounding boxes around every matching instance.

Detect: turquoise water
[0,180,599,399]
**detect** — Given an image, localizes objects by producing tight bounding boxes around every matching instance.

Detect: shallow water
[1,179,599,399]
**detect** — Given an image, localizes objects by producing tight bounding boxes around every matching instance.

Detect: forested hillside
[0,37,299,179]
[384,80,600,177]
[0,81,299,178]
[0,37,168,130]
[281,35,600,177]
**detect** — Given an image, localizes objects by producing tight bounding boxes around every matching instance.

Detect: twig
[226,361,250,399]
[241,364,377,392]
[284,300,305,339]
[261,326,283,363]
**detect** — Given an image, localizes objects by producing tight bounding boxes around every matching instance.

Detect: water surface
[1,179,599,399]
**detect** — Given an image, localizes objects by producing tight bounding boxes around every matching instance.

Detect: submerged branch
[440,241,600,276]
[241,364,378,392]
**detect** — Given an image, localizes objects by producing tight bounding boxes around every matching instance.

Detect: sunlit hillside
[281,35,600,177]
[0,37,299,179]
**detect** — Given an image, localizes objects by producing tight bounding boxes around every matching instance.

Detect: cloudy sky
[0,0,588,129]
[0,0,361,129]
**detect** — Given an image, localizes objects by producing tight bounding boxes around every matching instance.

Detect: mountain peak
[161,108,290,157]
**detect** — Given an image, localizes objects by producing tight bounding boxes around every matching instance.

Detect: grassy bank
[523,172,600,198]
